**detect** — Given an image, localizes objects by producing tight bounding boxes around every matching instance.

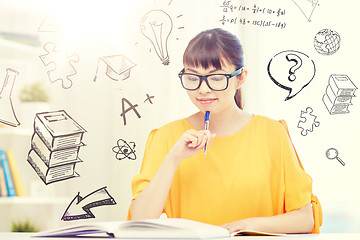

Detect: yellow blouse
[129,115,313,226]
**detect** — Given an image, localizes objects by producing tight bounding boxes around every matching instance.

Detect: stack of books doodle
[322,74,357,114]
[27,110,86,185]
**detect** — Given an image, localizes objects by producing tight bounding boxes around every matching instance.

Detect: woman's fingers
[184,134,199,147]
[195,132,208,149]
[205,132,216,148]
[184,130,213,150]
[169,129,217,163]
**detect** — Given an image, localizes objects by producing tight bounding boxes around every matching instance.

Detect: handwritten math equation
[219,1,287,29]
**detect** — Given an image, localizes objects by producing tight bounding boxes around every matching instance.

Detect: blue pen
[203,111,210,156]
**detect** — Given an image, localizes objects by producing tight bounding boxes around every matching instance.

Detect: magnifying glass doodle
[325,148,345,166]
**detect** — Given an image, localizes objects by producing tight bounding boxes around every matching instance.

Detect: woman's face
[184,59,244,115]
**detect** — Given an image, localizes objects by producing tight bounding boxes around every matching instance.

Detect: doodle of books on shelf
[322,74,357,115]
[27,110,86,185]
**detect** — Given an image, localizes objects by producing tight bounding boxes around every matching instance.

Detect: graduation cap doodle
[93,55,136,82]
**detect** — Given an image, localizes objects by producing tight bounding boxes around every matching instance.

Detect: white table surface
[1,232,360,240]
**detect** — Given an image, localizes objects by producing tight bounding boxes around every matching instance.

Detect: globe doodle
[314,29,341,55]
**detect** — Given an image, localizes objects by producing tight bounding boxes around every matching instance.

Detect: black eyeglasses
[178,68,243,91]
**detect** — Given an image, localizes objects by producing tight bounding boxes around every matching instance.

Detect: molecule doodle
[112,139,136,160]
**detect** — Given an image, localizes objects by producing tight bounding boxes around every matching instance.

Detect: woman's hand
[167,129,216,165]
[219,204,314,234]
[130,129,215,220]
[220,219,256,234]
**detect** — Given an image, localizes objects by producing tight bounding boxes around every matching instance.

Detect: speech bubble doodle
[267,50,316,100]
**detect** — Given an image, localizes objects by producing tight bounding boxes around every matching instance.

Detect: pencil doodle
[112,139,137,161]
[93,55,136,83]
[267,50,316,100]
[314,29,341,55]
[0,68,20,127]
[61,186,117,221]
[27,110,86,185]
[326,148,345,166]
[322,74,357,114]
[297,107,320,136]
[140,9,173,65]
[291,0,319,22]
[39,42,79,89]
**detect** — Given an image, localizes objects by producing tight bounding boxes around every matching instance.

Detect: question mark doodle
[285,54,302,82]
[267,50,316,101]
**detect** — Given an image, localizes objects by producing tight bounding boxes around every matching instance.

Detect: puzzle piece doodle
[39,42,79,89]
[297,107,320,136]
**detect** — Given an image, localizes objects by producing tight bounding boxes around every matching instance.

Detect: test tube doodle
[0,68,20,127]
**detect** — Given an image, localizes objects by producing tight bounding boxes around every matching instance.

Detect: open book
[34,218,285,239]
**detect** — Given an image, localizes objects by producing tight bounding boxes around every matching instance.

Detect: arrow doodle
[61,186,116,221]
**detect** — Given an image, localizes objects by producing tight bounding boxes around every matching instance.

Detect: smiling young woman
[128,28,322,234]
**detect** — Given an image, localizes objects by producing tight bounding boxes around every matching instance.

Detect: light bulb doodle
[0,68,20,127]
[140,9,173,65]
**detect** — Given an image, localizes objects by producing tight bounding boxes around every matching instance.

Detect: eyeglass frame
[178,67,244,91]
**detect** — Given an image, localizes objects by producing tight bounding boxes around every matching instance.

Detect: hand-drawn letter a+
[120,98,141,126]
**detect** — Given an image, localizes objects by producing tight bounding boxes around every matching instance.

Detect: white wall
[0,0,359,233]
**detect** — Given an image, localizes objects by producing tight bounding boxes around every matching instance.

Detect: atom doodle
[112,139,136,161]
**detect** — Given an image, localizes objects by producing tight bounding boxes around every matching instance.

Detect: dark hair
[183,28,245,109]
